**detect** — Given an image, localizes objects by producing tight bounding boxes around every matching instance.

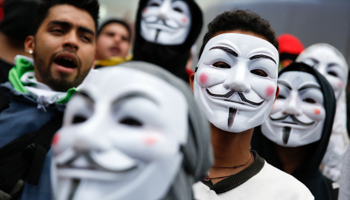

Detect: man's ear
[91,54,97,69]
[189,73,195,92]
[24,35,35,54]
[274,85,280,103]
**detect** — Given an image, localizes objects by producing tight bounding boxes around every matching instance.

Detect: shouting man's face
[141,0,191,45]
[25,4,96,92]
[193,31,279,133]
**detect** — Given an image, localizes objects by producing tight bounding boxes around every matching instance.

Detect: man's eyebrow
[277,80,292,90]
[298,84,321,91]
[78,26,95,36]
[250,54,276,64]
[76,90,94,103]
[112,92,159,105]
[210,46,238,57]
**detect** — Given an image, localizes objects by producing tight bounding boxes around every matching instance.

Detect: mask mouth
[282,127,291,144]
[206,89,264,107]
[53,52,78,69]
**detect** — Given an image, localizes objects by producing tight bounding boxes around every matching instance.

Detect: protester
[132,0,202,82]
[0,0,40,111]
[252,62,337,200]
[0,0,99,199]
[51,61,213,200]
[190,10,313,200]
[296,43,349,182]
[277,33,304,69]
[95,18,132,68]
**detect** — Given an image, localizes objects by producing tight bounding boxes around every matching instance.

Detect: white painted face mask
[261,71,326,147]
[194,33,279,133]
[51,67,188,200]
[141,0,191,45]
[296,44,348,100]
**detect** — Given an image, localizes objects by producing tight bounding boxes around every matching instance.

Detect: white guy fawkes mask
[51,67,188,200]
[296,44,348,100]
[141,0,191,45]
[261,71,326,147]
[194,33,279,133]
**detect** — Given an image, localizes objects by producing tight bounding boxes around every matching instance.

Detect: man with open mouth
[252,62,337,200]
[133,0,203,82]
[191,10,313,200]
[0,0,99,199]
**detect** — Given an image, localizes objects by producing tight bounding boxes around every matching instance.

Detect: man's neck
[0,32,31,65]
[273,143,311,174]
[209,124,254,184]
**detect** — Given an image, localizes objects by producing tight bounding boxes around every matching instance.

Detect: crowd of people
[0,0,349,200]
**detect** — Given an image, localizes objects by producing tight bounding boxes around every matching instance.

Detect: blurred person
[277,33,304,70]
[132,0,202,82]
[95,18,132,68]
[190,10,313,200]
[296,43,349,182]
[252,62,337,200]
[51,61,213,200]
[0,0,99,199]
[0,0,40,111]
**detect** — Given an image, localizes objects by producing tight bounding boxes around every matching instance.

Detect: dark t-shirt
[0,58,14,111]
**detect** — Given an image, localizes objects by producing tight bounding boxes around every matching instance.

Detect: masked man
[190,10,313,200]
[51,61,213,200]
[296,44,349,182]
[0,0,99,199]
[132,0,202,82]
[252,62,337,200]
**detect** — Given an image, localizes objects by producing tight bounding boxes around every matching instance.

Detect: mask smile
[270,114,315,126]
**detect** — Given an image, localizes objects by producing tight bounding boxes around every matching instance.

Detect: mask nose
[223,62,251,92]
[282,92,302,116]
[158,1,170,20]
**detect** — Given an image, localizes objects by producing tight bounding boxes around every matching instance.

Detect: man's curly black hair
[199,9,278,59]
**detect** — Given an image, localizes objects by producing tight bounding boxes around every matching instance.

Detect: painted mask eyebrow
[277,80,292,90]
[250,54,276,64]
[75,90,95,103]
[210,46,238,57]
[112,92,159,106]
[298,84,321,92]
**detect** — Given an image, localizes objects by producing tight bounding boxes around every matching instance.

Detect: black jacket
[132,0,203,82]
[251,63,337,200]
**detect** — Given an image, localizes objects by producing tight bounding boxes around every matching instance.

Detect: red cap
[278,34,304,55]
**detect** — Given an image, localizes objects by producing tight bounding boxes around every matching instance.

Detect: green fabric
[8,57,78,103]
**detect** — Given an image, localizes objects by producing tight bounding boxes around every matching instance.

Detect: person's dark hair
[97,19,132,41]
[32,0,99,35]
[199,9,278,59]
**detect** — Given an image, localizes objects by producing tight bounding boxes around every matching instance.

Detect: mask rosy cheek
[143,8,148,13]
[52,133,60,145]
[314,108,321,115]
[182,17,187,23]
[266,86,275,97]
[338,81,342,88]
[199,73,208,85]
[144,135,158,146]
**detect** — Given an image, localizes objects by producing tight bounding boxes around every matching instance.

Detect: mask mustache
[206,89,264,106]
[56,150,137,173]
[144,18,178,29]
[270,114,315,126]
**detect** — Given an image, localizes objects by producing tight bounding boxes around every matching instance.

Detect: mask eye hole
[277,95,286,99]
[328,71,338,77]
[120,117,143,127]
[212,61,230,69]
[251,69,268,77]
[173,7,183,13]
[150,2,160,6]
[72,115,88,124]
[303,98,316,104]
